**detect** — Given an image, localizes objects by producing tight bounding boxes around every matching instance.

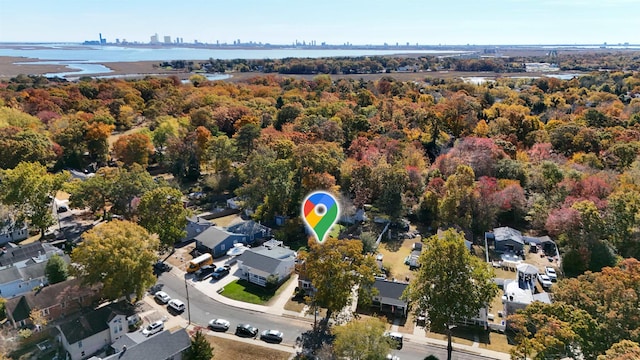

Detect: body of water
[1,44,466,78]
[0,44,463,62]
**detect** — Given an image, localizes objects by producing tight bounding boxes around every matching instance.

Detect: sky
[0,0,639,45]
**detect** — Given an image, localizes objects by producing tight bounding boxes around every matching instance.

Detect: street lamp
[184,278,191,325]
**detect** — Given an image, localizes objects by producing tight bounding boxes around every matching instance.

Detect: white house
[0,242,64,269]
[0,221,28,246]
[57,302,136,360]
[0,261,49,298]
[236,240,296,287]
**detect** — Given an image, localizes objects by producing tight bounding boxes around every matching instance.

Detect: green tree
[45,254,68,284]
[66,167,117,219]
[374,163,409,221]
[233,122,261,158]
[137,187,188,249]
[109,164,157,218]
[298,238,378,323]
[0,128,55,170]
[402,229,497,360]
[183,329,214,360]
[438,165,476,230]
[0,162,69,236]
[332,317,391,360]
[71,220,159,301]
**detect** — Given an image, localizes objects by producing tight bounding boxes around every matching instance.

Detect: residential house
[487,227,525,254]
[0,242,64,268]
[226,220,271,243]
[194,226,250,258]
[0,221,28,246]
[371,279,409,317]
[4,278,102,328]
[502,263,551,319]
[237,239,296,287]
[101,329,190,360]
[182,215,212,243]
[57,301,137,360]
[0,261,48,298]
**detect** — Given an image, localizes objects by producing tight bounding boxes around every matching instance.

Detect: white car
[154,291,171,304]
[208,318,231,332]
[141,320,164,336]
[545,266,558,282]
[538,274,553,289]
[168,299,186,313]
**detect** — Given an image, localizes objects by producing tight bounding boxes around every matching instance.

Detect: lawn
[378,238,416,282]
[220,279,275,304]
[205,335,291,360]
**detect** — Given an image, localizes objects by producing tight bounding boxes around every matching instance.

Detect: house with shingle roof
[237,240,296,287]
[100,329,191,360]
[0,220,28,246]
[4,278,101,328]
[0,241,64,268]
[0,260,49,298]
[371,279,409,317]
[57,301,136,360]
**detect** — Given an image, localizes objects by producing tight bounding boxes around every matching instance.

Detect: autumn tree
[332,318,391,360]
[508,302,600,360]
[137,187,188,249]
[45,253,68,284]
[298,238,378,323]
[85,121,114,163]
[71,220,159,301]
[113,132,154,167]
[598,341,640,360]
[0,162,69,236]
[29,308,49,331]
[402,229,497,360]
[183,330,214,360]
[0,127,56,169]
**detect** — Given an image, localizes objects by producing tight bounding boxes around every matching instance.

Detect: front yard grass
[220,279,275,304]
[205,334,291,360]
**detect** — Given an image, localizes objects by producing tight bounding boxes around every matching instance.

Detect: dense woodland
[2,54,640,358]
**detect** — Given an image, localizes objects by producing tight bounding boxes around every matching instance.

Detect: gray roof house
[237,240,296,287]
[0,261,48,299]
[226,220,271,242]
[102,329,190,360]
[57,301,136,360]
[372,279,409,317]
[0,242,64,268]
[487,227,525,253]
[194,226,250,258]
[182,215,212,242]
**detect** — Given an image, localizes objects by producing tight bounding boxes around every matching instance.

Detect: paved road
[155,270,313,346]
[156,271,504,360]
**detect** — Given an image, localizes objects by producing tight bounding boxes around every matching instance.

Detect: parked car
[386,355,400,360]
[235,324,258,338]
[167,299,185,313]
[142,320,164,337]
[385,331,403,350]
[545,266,558,282]
[194,265,217,281]
[211,265,231,280]
[57,205,68,213]
[208,318,231,332]
[538,273,553,289]
[153,261,172,274]
[260,329,284,343]
[154,291,171,304]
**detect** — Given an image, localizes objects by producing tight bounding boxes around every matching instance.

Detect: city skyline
[0,0,639,45]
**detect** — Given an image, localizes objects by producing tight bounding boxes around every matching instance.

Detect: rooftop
[103,329,190,360]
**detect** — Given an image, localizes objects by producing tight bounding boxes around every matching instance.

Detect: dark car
[194,265,217,281]
[235,324,258,338]
[153,261,172,275]
[211,265,231,280]
[260,329,284,343]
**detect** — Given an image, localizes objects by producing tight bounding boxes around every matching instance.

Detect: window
[221,244,225,251]
[81,351,85,357]
[41,308,50,316]
[78,341,82,348]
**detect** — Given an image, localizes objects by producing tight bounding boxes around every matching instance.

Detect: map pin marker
[302,191,340,244]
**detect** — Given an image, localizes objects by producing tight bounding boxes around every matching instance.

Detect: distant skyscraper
[164,36,171,44]
[150,33,159,44]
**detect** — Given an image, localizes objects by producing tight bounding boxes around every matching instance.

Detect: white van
[168,299,185,313]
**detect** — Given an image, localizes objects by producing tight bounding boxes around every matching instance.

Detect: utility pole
[184,278,191,325]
